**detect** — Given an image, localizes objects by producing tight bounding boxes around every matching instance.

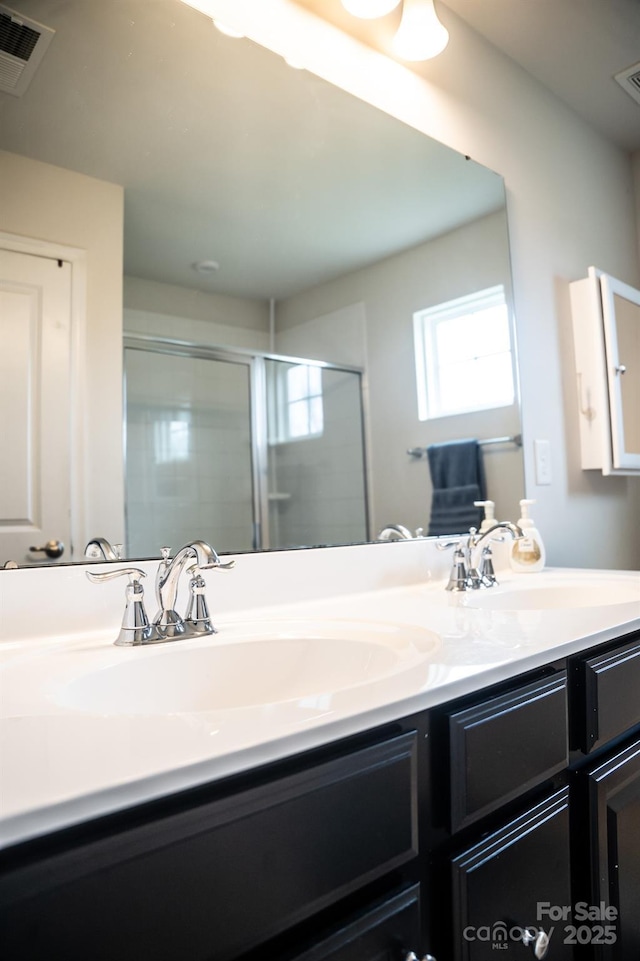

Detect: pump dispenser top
[510,499,545,572]
[474,500,496,533]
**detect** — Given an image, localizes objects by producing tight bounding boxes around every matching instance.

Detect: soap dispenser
[474,500,496,533]
[510,499,546,573]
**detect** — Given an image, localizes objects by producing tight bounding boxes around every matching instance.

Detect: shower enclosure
[124,336,369,556]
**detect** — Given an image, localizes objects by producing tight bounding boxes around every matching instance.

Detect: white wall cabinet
[570,267,640,475]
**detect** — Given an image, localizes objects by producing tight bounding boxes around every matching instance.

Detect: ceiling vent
[0,3,55,96]
[614,61,640,106]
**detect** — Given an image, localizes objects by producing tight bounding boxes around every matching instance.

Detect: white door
[0,248,72,565]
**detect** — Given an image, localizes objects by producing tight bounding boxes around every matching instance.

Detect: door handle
[29,539,64,559]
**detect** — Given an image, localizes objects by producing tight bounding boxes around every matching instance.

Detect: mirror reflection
[0,0,524,564]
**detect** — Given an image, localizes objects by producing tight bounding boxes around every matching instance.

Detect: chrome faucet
[86,539,234,646]
[154,541,234,640]
[377,524,416,541]
[439,522,523,592]
[85,537,122,560]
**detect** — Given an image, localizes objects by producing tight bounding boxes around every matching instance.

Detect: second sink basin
[57,620,441,716]
[464,576,640,611]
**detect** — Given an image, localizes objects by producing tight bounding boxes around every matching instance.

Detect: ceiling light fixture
[392,0,449,61]
[341,0,401,20]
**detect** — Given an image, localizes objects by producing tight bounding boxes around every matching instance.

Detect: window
[153,411,190,464]
[267,362,324,443]
[413,285,515,420]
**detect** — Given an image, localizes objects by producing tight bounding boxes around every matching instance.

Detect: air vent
[0,4,54,96]
[614,61,640,106]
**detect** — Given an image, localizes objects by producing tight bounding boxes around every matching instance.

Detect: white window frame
[413,284,515,421]
[268,362,324,444]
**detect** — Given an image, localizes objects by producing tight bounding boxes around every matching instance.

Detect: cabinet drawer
[0,731,418,961]
[571,635,640,753]
[448,672,568,832]
[288,884,421,961]
[451,788,572,961]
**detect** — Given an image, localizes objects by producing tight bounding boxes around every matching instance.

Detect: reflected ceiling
[0,0,504,299]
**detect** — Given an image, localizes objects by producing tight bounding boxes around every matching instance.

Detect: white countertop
[1,557,639,850]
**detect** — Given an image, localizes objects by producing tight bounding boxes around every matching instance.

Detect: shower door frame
[123,334,370,551]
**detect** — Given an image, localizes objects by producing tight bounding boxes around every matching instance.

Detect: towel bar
[407,434,522,459]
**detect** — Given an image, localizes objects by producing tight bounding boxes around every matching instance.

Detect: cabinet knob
[533,929,550,959]
[521,927,550,959]
[615,364,627,375]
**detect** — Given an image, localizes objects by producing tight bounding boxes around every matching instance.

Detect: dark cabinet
[287,885,422,961]
[0,731,419,961]
[447,672,568,832]
[451,788,572,960]
[570,634,640,753]
[578,738,640,960]
[436,671,571,960]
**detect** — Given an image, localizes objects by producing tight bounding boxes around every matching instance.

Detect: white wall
[0,149,124,551]
[219,0,640,569]
[123,275,270,350]
[634,151,640,274]
[277,212,524,535]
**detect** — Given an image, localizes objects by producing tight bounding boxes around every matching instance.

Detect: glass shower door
[124,346,255,556]
[264,359,368,549]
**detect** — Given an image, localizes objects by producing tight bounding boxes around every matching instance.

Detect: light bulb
[341,0,401,19]
[392,0,449,60]
[212,19,245,39]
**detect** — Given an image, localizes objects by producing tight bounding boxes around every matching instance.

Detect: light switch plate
[534,439,552,485]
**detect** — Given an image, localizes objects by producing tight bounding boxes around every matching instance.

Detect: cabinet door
[451,788,572,960]
[447,672,568,832]
[570,634,640,754]
[288,885,422,961]
[0,732,418,961]
[583,738,640,960]
[601,274,640,471]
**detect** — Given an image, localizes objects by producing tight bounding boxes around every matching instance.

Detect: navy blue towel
[427,440,486,536]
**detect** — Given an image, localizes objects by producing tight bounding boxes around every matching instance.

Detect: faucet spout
[155,540,234,637]
[467,521,523,586]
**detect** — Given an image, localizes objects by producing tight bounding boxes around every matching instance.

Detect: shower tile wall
[125,350,254,556]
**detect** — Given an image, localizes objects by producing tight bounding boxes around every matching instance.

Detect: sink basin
[464,577,640,611]
[57,620,441,715]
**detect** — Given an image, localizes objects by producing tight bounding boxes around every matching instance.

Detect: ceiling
[0,0,504,299]
[443,0,640,153]
[296,0,640,153]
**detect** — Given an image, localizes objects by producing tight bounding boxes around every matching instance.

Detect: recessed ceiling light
[192,259,220,274]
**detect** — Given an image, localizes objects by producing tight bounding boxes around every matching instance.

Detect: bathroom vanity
[0,544,638,960]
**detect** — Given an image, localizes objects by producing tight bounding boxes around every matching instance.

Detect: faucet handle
[184,554,234,636]
[86,567,154,646]
[185,566,216,635]
[445,546,469,592]
[436,537,463,551]
[200,549,235,571]
[86,566,146,584]
[478,545,498,587]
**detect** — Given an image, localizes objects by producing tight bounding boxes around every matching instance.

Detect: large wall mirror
[0,0,524,564]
